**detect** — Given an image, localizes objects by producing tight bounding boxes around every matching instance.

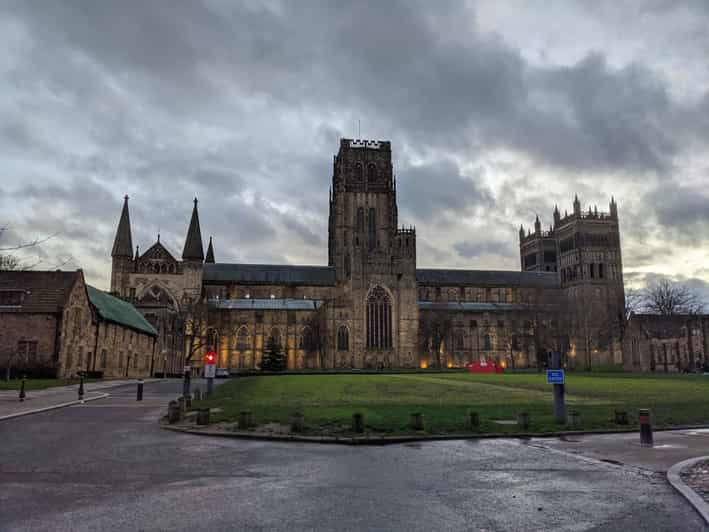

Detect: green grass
[192,372,709,436]
[0,378,97,391]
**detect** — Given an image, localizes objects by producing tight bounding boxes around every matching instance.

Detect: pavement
[0,378,707,531]
[0,378,163,420]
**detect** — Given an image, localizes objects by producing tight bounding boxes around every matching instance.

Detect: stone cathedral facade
[110,139,626,373]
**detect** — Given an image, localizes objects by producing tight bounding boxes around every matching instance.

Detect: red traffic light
[205,352,216,364]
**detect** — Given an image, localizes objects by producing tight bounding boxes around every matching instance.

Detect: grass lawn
[0,378,96,391]
[192,372,709,436]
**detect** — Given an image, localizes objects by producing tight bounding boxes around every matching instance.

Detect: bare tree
[624,287,643,317]
[0,225,63,271]
[419,311,452,369]
[640,279,704,315]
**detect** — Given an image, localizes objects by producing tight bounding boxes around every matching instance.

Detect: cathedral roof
[418,301,530,312]
[203,263,337,286]
[182,198,204,261]
[208,298,323,311]
[111,195,133,258]
[416,269,559,288]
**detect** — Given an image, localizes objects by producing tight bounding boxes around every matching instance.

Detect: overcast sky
[1,0,708,297]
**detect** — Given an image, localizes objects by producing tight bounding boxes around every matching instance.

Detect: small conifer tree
[261,336,287,372]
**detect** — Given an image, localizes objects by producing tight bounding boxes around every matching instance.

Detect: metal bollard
[167,400,180,424]
[196,408,210,425]
[409,412,424,431]
[517,412,530,430]
[177,396,186,418]
[239,410,252,429]
[469,412,480,429]
[614,409,629,425]
[78,375,85,402]
[136,379,144,401]
[352,413,364,433]
[639,409,653,447]
[291,412,305,432]
[19,376,26,402]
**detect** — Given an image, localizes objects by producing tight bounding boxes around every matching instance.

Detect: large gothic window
[299,326,316,352]
[337,326,349,351]
[368,208,377,251]
[366,286,392,350]
[269,328,281,348]
[236,327,249,350]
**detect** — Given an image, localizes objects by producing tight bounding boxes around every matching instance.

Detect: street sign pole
[204,351,216,396]
[551,351,566,424]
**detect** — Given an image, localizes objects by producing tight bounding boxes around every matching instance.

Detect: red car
[466,360,505,374]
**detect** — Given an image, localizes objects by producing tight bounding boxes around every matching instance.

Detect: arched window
[367,163,377,182]
[299,326,316,352]
[353,163,363,181]
[483,334,492,350]
[366,286,392,350]
[269,328,281,348]
[236,327,249,350]
[337,326,349,351]
[368,208,376,251]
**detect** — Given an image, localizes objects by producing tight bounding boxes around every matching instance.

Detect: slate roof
[203,263,337,286]
[416,268,560,288]
[208,298,323,311]
[418,301,530,312]
[86,286,158,336]
[0,270,80,313]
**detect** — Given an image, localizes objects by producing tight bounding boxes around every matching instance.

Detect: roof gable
[139,241,177,263]
[0,270,81,313]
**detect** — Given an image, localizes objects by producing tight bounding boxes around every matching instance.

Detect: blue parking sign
[546,369,565,384]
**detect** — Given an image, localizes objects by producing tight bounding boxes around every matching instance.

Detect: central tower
[327,139,418,368]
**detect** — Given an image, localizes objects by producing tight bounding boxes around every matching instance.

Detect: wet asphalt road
[0,379,705,532]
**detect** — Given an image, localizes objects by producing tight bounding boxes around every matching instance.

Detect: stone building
[0,270,158,378]
[110,138,626,372]
[623,313,709,372]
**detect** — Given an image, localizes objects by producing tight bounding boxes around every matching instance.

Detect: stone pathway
[0,379,162,419]
[681,459,709,503]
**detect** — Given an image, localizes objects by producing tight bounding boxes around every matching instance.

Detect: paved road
[0,379,705,531]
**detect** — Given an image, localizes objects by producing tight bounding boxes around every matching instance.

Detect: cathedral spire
[182,198,204,261]
[205,236,215,264]
[111,195,133,258]
[534,214,541,234]
[573,194,581,216]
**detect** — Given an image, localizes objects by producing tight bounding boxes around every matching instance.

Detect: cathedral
[110,139,626,374]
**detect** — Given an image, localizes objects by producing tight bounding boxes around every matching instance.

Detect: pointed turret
[519,224,525,241]
[573,194,581,216]
[534,214,541,234]
[553,204,561,226]
[111,195,133,258]
[205,236,215,264]
[182,198,204,261]
[610,196,618,218]
[134,245,140,261]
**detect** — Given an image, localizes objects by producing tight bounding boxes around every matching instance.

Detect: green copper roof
[87,285,158,337]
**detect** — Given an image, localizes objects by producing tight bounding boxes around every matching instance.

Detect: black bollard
[196,408,210,425]
[136,379,144,401]
[469,412,480,429]
[78,375,85,402]
[239,410,252,429]
[352,413,364,433]
[409,412,424,431]
[291,412,305,432]
[19,375,26,402]
[167,400,180,423]
[639,409,653,447]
